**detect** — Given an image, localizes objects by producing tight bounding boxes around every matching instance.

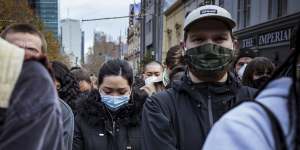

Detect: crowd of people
[0,4,299,150]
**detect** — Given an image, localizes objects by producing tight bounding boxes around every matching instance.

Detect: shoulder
[236,85,257,101]
[22,61,50,79]
[9,61,59,120]
[76,90,106,127]
[204,77,293,149]
[146,87,178,106]
[222,78,292,133]
[59,99,74,122]
[143,87,180,120]
[204,101,274,149]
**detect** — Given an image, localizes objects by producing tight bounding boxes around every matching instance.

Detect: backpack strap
[252,101,287,150]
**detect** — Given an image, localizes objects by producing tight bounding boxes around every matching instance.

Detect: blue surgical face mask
[100,94,130,111]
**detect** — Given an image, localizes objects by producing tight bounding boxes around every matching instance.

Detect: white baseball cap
[184,5,236,31]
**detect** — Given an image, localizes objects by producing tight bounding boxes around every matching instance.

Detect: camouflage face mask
[185,43,234,71]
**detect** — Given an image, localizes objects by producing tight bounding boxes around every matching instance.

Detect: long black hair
[254,21,300,149]
[51,61,80,111]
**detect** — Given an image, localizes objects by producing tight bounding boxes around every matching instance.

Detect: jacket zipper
[208,95,214,127]
[106,109,116,150]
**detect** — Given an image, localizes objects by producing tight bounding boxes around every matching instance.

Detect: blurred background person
[242,57,275,89]
[71,67,93,97]
[233,49,256,79]
[164,45,186,88]
[89,73,98,89]
[51,61,80,113]
[140,61,165,96]
[73,59,143,150]
[0,37,64,150]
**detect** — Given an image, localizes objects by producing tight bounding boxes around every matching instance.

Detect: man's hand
[140,83,157,97]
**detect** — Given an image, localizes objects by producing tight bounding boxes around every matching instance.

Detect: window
[146,20,152,34]
[219,0,225,7]
[268,0,287,19]
[147,0,153,8]
[204,0,215,5]
[237,0,251,29]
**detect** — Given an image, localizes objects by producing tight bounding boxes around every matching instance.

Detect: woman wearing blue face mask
[73,59,143,150]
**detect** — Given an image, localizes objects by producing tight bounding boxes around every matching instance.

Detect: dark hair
[165,45,185,70]
[98,59,133,87]
[71,68,91,83]
[144,61,163,72]
[242,57,275,87]
[70,66,81,71]
[233,49,257,67]
[51,61,79,111]
[0,23,47,53]
[169,65,186,81]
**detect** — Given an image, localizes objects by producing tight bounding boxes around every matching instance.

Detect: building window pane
[278,0,287,17]
[269,0,287,19]
[237,0,251,29]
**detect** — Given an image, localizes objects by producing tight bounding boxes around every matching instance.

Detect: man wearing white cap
[142,5,256,150]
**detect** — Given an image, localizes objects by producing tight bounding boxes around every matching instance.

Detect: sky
[60,0,140,53]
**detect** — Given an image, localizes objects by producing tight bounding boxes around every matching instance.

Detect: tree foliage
[0,0,71,66]
[83,33,120,74]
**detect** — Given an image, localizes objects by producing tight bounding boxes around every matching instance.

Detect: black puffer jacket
[142,73,257,150]
[73,90,143,150]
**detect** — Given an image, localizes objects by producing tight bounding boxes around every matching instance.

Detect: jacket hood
[256,77,292,101]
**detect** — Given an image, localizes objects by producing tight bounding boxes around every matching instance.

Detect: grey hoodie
[0,61,64,150]
[203,77,294,150]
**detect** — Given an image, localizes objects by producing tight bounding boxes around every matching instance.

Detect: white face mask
[145,76,162,85]
[238,64,247,79]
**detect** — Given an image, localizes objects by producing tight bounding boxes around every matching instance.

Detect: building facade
[223,0,300,65]
[161,0,217,62]
[61,19,82,66]
[126,3,142,75]
[140,0,164,63]
[162,0,185,62]
[81,31,85,64]
[28,0,59,38]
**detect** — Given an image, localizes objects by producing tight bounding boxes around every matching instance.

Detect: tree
[83,33,119,74]
[0,0,70,66]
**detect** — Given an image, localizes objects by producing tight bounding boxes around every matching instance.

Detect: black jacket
[142,73,257,150]
[73,91,143,150]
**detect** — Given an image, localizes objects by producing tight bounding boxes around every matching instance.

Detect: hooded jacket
[203,77,294,150]
[0,61,64,150]
[73,90,143,150]
[142,73,256,150]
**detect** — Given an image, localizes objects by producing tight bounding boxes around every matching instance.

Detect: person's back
[203,77,294,149]
[0,61,64,150]
[203,21,300,150]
